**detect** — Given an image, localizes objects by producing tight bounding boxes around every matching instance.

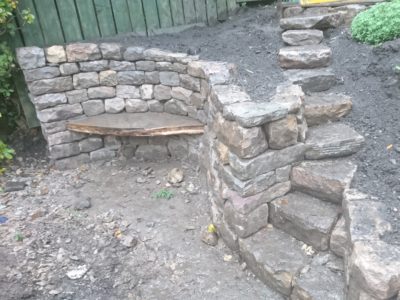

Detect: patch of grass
[154,189,174,200]
[351,0,400,45]
[15,232,23,242]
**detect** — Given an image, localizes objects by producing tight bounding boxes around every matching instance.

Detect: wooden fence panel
[157,0,174,28]
[56,0,83,43]
[17,0,45,46]
[34,0,64,45]
[127,0,147,35]
[142,0,161,32]
[75,0,101,40]
[195,0,207,23]
[182,0,197,24]
[112,0,134,34]
[170,0,185,26]
[94,0,117,37]
[206,0,218,24]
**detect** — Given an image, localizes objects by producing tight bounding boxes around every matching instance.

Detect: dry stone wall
[16,43,223,168]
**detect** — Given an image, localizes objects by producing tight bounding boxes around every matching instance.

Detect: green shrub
[351,0,400,45]
[0,113,15,174]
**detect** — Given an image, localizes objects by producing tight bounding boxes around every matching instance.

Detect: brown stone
[265,114,298,150]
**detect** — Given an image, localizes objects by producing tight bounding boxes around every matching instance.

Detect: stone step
[292,252,345,299]
[305,123,365,160]
[270,192,340,251]
[239,226,311,296]
[282,29,324,46]
[305,93,353,126]
[280,12,343,30]
[284,68,337,93]
[291,159,357,204]
[278,45,332,69]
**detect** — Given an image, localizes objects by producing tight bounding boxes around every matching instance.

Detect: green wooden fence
[9,0,237,127]
[14,0,237,47]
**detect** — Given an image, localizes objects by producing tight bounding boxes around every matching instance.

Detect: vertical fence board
[206,0,218,24]
[112,0,133,34]
[194,0,207,23]
[34,0,65,45]
[142,0,160,31]
[157,0,173,28]
[216,0,228,20]
[14,70,39,128]
[56,0,83,43]
[127,0,147,34]
[226,0,237,13]
[183,0,197,24]
[75,0,101,40]
[170,0,185,26]
[94,0,117,37]
[17,0,45,46]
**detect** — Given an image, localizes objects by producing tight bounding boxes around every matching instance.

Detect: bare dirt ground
[0,157,283,300]
[1,4,400,299]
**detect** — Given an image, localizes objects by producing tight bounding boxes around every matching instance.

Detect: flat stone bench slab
[278,45,332,69]
[305,93,353,126]
[270,192,340,251]
[67,112,204,136]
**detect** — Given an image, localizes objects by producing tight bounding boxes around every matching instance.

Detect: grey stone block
[49,142,80,159]
[54,153,90,170]
[167,138,188,159]
[116,85,140,99]
[213,113,268,159]
[79,137,104,153]
[88,86,116,99]
[47,130,85,146]
[180,74,201,92]
[171,87,192,103]
[143,48,189,63]
[24,66,60,82]
[210,84,251,112]
[145,71,160,84]
[147,100,164,112]
[140,84,154,100]
[28,77,73,96]
[136,60,156,71]
[330,217,348,257]
[82,100,104,116]
[66,89,88,104]
[135,144,169,160]
[265,115,298,149]
[90,148,116,162]
[279,45,332,69]
[117,71,145,85]
[282,29,324,46]
[305,123,365,159]
[291,159,357,203]
[100,43,122,60]
[79,60,109,72]
[99,70,118,86]
[284,68,337,93]
[123,46,145,61]
[154,85,172,100]
[33,93,67,110]
[159,71,180,86]
[188,61,236,84]
[164,99,188,116]
[37,103,83,123]
[109,60,136,71]
[223,101,288,128]
[105,98,125,113]
[41,120,67,135]
[16,47,46,70]
[270,192,340,250]
[66,43,101,62]
[280,12,343,30]
[73,72,99,89]
[156,62,187,73]
[224,201,269,238]
[125,99,148,113]
[45,45,67,64]
[228,143,306,180]
[239,227,310,296]
[104,136,121,150]
[60,63,79,76]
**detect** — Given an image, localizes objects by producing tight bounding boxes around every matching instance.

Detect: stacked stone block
[202,79,308,250]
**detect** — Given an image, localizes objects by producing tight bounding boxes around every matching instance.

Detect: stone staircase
[234,9,369,299]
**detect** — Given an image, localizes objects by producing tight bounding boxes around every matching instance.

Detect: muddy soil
[0,159,283,300]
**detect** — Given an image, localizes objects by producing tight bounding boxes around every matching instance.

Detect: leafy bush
[0,113,15,174]
[351,0,400,45]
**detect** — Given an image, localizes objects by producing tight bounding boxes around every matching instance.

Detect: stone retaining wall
[16,43,235,168]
